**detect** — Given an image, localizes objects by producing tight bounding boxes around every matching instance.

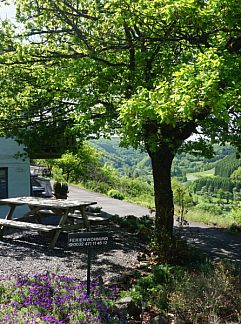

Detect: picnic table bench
[0,197,97,249]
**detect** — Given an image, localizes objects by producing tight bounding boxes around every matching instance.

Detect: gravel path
[0,186,150,281]
[0,186,241,282]
[0,222,146,282]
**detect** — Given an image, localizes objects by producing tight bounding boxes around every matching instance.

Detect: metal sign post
[87,247,91,296]
[68,232,109,296]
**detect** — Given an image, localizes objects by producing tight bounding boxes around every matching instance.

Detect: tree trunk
[148,145,175,239]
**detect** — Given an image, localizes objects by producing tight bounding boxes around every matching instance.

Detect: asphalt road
[68,185,241,263]
[68,184,150,218]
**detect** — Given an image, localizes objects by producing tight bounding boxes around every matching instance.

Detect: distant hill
[89,138,239,182]
[89,138,151,178]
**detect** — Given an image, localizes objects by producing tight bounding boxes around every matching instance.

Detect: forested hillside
[89,138,241,217]
[90,138,238,181]
[90,138,151,178]
[215,154,241,177]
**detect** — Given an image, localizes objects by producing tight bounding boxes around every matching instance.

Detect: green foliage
[0,59,78,157]
[113,215,154,239]
[229,223,241,234]
[194,203,224,216]
[191,176,240,194]
[172,179,194,222]
[1,0,241,238]
[169,262,241,323]
[90,138,151,178]
[53,153,80,182]
[173,145,236,180]
[230,206,241,225]
[107,189,124,200]
[48,142,101,183]
[120,48,221,150]
[83,171,154,208]
[91,138,236,183]
[150,234,199,265]
[181,139,215,159]
[83,180,111,195]
[231,166,241,181]
[129,263,181,310]
[186,168,215,181]
[37,137,240,229]
[186,208,235,228]
[126,260,241,323]
[215,154,241,177]
[51,166,66,183]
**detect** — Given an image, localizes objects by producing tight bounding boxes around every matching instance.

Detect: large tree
[0,0,241,240]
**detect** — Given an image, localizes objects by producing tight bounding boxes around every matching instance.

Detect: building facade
[0,138,30,218]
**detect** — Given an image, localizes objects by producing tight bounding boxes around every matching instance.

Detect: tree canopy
[0,0,241,239]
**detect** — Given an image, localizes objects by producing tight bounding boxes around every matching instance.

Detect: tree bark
[148,145,175,238]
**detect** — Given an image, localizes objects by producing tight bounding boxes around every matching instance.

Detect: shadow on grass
[177,225,241,263]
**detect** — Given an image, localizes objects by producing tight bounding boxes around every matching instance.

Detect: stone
[115,296,142,318]
[149,315,169,324]
[137,252,147,261]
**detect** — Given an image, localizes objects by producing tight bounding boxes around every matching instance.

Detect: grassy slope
[186,168,215,181]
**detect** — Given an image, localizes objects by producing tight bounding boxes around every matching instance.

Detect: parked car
[31,175,53,198]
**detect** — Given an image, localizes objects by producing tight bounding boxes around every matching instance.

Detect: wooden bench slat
[0,219,59,232]
[68,214,112,225]
[61,224,85,231]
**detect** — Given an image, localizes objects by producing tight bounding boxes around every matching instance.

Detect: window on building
[0,168,8,198]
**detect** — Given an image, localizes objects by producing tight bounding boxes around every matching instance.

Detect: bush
[128,264,181,311]
[126,260,241,323]
[150,234,202,265]
[229,223,241,233]
[84,180,111,194]
[194,202,224,215]
[119,177,153,198]
[230,206,241,225]
[169,261,241,323]
[113,215,154,239]
[107,189,125,200]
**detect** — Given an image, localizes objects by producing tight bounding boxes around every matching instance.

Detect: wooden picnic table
[0,196,97,249]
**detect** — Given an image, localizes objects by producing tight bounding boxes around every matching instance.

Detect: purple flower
[0,272,126,323]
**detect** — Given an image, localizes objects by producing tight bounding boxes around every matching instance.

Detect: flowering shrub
[0,272,127,323]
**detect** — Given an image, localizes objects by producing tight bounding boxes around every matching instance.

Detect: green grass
[186,168,215,181]
[186,208,235,227]
[126,194,154,209]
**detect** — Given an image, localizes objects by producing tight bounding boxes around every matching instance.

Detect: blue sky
[0,2,15,19]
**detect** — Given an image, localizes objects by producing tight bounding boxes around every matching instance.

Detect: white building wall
[0,138,30,218]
